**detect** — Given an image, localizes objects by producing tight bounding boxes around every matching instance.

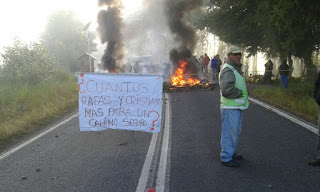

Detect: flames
[171,60,200,87]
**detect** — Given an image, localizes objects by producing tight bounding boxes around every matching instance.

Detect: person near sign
[219,46,249,168]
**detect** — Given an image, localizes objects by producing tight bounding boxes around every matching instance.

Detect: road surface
[0,89,319,191]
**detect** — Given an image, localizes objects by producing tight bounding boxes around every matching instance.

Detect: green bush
[1,39,65,85]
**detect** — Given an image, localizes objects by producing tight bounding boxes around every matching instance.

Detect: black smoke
[97,0,124,72]
[165,0,202,74]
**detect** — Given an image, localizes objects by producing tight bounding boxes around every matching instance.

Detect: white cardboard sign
[78,73,163,133]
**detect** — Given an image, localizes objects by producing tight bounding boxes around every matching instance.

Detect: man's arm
[219,68,243,98]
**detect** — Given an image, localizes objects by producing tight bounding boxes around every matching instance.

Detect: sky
[0,0,267,72]
[0,0,143,49]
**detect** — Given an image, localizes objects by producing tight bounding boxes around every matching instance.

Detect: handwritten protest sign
[78,73,163,133]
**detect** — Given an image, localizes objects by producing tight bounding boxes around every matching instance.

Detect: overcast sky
[0,0,142,49]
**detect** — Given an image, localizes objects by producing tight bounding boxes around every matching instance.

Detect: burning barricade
[163,59,215,91]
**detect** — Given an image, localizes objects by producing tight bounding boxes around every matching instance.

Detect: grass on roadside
[248,80,318,123]
[0,77,78,148]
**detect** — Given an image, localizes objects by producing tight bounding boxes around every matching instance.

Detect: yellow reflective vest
[220,64,249,110]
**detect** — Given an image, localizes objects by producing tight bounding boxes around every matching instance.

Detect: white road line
[0,113,78,161]
[249,97,318,134]
[135,132,159,192]
[156,93,171,192]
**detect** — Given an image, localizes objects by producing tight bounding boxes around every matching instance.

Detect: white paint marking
[156,93,171,192]
[249,97,318,134]
[0,113,78,161]
[136,128,159,192]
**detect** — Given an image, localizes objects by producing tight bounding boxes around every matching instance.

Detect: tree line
[0,10,97,84]
[197,0,320,71]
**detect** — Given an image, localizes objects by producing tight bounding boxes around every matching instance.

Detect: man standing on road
[210,55,218,83]
[219,46,249,168]
[308,71,320,166]
[216,55,222,79]
[202,53,210,75]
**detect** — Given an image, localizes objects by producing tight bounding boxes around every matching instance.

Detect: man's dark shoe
[221,159,240,168]
[308,158,320,166]
[232,153,243,160]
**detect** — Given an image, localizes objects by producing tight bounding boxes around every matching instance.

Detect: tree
[198,0,320,71]
[198,0,265,56]
[1,38,62,83]
[40,10,97,72]
[194,28,210,56]
[270,0,320,69]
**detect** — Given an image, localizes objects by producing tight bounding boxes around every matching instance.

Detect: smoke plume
[122,0,173,74]
[97,0,124,72]
[165,0,203,74]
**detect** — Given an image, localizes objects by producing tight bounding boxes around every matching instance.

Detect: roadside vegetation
[247,78,318,123]
[197,1,320,72]
[0,76,78,148]
[0,39,78,148]
[1,2,319,149]
[195,1,319,123]
[0,10,98,149]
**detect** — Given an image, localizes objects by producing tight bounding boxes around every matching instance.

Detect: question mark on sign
[150,110,160,131]
[78,73,86,93]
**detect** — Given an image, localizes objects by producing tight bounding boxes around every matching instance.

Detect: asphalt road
[0,89,320,192]
[169,90,320,192]
[0,114,151,192]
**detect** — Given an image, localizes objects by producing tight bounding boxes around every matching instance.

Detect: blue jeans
[281,75,288,88]
[220,109,243,162]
